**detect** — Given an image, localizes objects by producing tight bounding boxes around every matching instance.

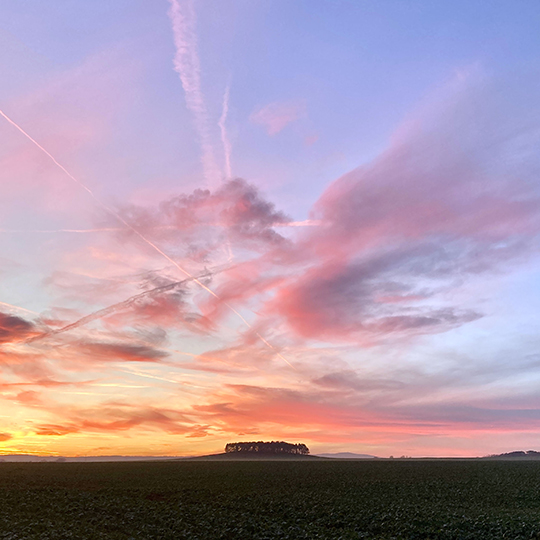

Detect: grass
[1,460,540,539]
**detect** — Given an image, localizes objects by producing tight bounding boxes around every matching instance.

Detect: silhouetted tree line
[225,441,310,455]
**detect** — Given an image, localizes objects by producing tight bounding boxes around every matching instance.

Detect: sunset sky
[1,0,540,458]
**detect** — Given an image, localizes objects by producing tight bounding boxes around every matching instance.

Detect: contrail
[218,82,232,179]
[277,220,322,227]
[0,223,319,234]
[117,368,181,384]
[29,262,236,343]
[225,237,234,263]
[219,82,234,264]
[0,301,38,316]
[168,0,220,184]
[0,109,293,368]
[26,271,214,344]
[0,228,123,234]
[0,109,217,294]
[0,225,209,234]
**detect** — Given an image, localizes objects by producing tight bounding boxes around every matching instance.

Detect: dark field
[2,460,540,539]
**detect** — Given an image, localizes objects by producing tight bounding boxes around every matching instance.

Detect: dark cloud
[213,179,291,246]
[79,341,168,363]
[273,256,482,341]
[117,179,291,254]
[0,312,35,344]
[313,370,406,392]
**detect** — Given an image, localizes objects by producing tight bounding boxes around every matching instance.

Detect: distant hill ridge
[316,452,377,459]
[483,450,540,459]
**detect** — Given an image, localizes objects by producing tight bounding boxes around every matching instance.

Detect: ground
[1,460,540,539]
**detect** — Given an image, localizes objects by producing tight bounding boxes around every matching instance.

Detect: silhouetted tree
[225,441,309,455]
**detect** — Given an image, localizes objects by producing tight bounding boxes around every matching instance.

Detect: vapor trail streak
[0,301,38,316]
[218,83,232,178]
[0,223,317,234]
[117,369,181,384]
[0,109,220,298]
[27,272,212,343]
[168,0,220,184]
[0,109,293,368]
[0,228,123,234]
[277,220,322,227]
[0,225,204,234]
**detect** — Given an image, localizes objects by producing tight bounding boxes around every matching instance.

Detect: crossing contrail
[26,272,211,344]
[0,108,294,369]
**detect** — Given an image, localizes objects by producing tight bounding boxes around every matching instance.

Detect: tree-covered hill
[225,441,309,455]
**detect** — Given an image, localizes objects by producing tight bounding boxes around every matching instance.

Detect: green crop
[1,460,540,539]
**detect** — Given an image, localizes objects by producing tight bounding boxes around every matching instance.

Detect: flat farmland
[1,460,540,539]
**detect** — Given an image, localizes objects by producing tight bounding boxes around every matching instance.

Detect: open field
[1,460,540,539]
[183,452,325,461]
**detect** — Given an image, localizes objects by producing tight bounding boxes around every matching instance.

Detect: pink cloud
[101,76,540,350]
[192,381,540,448]
[15,390,44,407]
[117,179,290,255]
[304,134,319,146]
[250,101,305,135]
[255,76,540,343]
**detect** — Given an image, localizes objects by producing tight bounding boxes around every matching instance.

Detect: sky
[0,0,540,458]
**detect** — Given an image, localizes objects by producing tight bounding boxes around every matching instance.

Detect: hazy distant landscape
[3,449,540,462]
